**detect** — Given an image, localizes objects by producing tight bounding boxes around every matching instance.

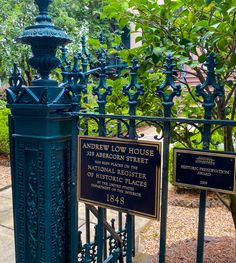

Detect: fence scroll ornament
[92,54,112,115]
[195,53,224,120]
[57,34,230,263]
[6,63,24,104]
[5,0,235,263]
[123,57,144,116]
[155,54,182,117]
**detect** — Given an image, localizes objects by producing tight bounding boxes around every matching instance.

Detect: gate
[6,1,235,263]
[60,40,235,263]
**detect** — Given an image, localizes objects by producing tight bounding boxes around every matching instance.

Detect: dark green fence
[6,0,235,263]
[59,36,235,262]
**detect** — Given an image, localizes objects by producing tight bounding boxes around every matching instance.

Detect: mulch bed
[163,236,236,263]
[0,154,10,166]
[137,188,236,263]
[168,187,224,208]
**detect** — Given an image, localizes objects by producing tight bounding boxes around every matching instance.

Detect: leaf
[227,6,236,14]
[119,17,129,29]
[210,22,221,29]
[229,53,236,68]
[152,53,161,64]
[122,1,129,10]
[179,38,192,46]
[153,47,164,56]
[87,38,100,49]
[135,36,143,43]
[195,20,208,27]
[202,31,214,40]
[198,54,206,63]
[217,38,228,52]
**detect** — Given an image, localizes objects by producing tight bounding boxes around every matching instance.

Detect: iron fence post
[97,208,104,263]
[156,55,181,263]
[6,1,77,262]
[70,114,79,261]
[195,53,224,263]
[158,119,170,263]
[123,57,145,263]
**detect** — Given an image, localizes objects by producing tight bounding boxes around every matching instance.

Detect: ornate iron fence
[58,35,235,262]
[6,0,235,263]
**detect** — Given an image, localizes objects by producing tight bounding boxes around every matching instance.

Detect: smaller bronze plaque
[78,136,162,219]
[173,149,236,194]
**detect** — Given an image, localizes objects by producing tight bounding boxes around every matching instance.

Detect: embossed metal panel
[78,136,162,219]
[173,148,236,194]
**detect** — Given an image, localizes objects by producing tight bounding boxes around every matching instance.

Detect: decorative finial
[123,57,144,115]
[204,52,217,73]
[156,55,181,117]
[195,53,224,119]
[34,0,53,23]
[16,0,71,86]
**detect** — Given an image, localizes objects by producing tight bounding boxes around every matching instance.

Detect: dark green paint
[7,1,74,262]
[195,53,224,263]
[6,1,231,263]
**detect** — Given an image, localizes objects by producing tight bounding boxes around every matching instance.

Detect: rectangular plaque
[78,136,161,219]
[173,148,236,194]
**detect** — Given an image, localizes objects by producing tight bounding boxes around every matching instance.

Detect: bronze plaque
[173,148,236,194]
[78,136,162,219]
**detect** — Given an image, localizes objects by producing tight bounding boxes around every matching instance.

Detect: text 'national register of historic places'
[78,136,162,219]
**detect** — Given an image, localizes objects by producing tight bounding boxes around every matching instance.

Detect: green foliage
[102,1,236,225]
[0,0,114,85]
[0,100,10,154]
[102,0,236,119]
[102,0,236,149]
[106,78,129,114]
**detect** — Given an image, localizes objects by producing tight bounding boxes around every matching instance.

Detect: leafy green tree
[102,0,236,227]
[0,0,111,85]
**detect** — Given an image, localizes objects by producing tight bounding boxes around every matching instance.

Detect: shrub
[0,100,10,155]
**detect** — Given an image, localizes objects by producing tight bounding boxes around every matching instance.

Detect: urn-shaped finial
[34,0,53,23]
[34,0,52,13]
[16,0,71,86]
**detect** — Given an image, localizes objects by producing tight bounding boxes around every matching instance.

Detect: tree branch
[230,87,236,120]
[215,192,231,211]
[225,85,236,107]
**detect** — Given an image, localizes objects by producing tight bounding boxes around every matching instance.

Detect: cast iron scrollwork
[150,121,164,141]
[156,55,182,117]
[92,53,112,115]
[56,162,66,257]
[195,53,224,120]
[123,57,144,116]
[27,160,38,260]
[209,124,225,147]
[6,63,24,103]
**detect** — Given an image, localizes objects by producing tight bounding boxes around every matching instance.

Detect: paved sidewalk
[0,187,15,263]
[0,126,157,262]
[0,187,150,263]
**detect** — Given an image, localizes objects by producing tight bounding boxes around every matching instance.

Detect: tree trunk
[224,126,234,152]
[224,127,236,230]
[218,103,236,230]
[230,195,236,229]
